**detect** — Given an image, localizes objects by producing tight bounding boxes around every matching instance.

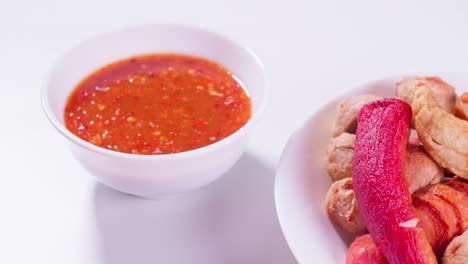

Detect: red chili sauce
[64,54,252,155]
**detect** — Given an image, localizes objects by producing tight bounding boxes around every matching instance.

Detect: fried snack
[325,133,443,190]
[445,176,468,196]
[325,133,355,181]
[455,92,468,121]
[409,129,422,146]
[325,134,442,193]
[412,84,468,178]
[346,234,387,264]
[325,178,367,235]
[413,184,468,256]
[326,147,443,235]
[397,76,456,114]
[331,95,381,137]
[353,98,436,264]
[443,230,468,264]
[406,145,444,194]
[346,178,468,261]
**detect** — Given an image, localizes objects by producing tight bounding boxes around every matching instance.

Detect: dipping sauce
[64,54,252,155]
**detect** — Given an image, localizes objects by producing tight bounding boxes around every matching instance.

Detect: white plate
[274,72,467,263]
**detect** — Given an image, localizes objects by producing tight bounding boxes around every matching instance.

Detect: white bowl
[42,24,267,199]
[274,72,467,263]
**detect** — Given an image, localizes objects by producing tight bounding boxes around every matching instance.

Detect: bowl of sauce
[42,24,266,198]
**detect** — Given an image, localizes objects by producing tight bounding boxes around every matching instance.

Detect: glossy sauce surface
[64,54,251,154]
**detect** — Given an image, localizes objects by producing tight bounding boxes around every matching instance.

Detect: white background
[2,0,468,263]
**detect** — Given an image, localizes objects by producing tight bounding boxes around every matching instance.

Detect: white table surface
[2,1,468,263]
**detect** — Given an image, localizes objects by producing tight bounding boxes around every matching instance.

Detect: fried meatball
[406,145,444,194]
[331,95,381,137]
[325,132,355,182]
[325,178,367,235]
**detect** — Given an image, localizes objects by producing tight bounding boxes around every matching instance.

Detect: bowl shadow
[93,152,297,264]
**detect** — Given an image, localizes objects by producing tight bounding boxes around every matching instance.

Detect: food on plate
[326,146,443,235]
[324,76,468,263]
[406,145,444,194]
[331,94,381,137]
[346,234,386,264]
[346,179,468,263]
[329,178,468,256]
[445,176,468,196]
[325,178,366,235]
[397,76,456,114]
[325,133,355,181]
[412,84,468,178]
[409,129,422,145]
[326,134,443,192]
[64,54,251,155]
[413,182,468,256]
[326,145,443,234]
[352,98,437,263]
[443,230,468,264]
[455,92,468,120]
